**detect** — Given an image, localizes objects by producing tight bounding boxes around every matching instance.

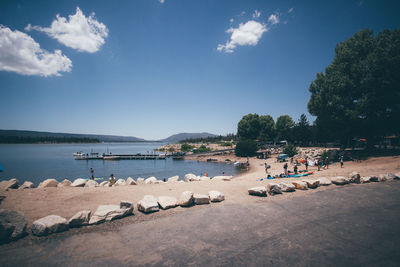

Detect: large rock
[136,178,145,184]
[85,180,99,188]
[178,191,194,207]
[208,191,225,202]
[120,201,133,209]
[31,215,68,236]
[331,176,349,185]
[126,177,137,185]
[361,176,371,183]
[248,186,267,196]
[349,172,361,183]
[99,181,109,187]
[292,181,308,190]
[304,180,320,189]
[89,205,133,225]
[157,196,178,210]
[199,176,211,181]
[19,181,35,189]
[395,172,400,180]
[68,210,91,227]
[57,179,72,188]
[184,173,201,182]
[115,179,126,186]
[269,183,282,195]
[71,178,87,187]
[193,194,210,205]
[377,174,387,182]
[144,177,158,184]
[369,175,379,182]
[278,183,296,192]
[167,176,179,182]
[317,177,332,186]
[38,179,58,188]
[0,209,27,243]
[137,195,159,213]
[386,173,396,180]
[0,179,19,190]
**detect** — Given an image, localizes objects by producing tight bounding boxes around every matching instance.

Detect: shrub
[220,142,232,147]
[283,145,298,157]
[235,139,258,157]
[193,145,211,153]
[181,143,194,152]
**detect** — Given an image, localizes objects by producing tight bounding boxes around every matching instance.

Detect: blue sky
[0,0,399,140]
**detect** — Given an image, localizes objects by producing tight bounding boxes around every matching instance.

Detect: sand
[1,155,399,225]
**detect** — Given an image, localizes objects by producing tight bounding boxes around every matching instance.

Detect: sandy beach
[1,154,399,225]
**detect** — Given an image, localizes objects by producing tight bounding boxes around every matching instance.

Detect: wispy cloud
[268,13,280,25]
[217,20,268,53]
[288,7,294,13]
[25,7,108,53]
[0,25,72,76]
[159,0,165,3]
[252,10,261,19]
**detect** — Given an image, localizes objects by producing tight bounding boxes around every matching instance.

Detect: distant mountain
[161,132,217,143]
[0,130,146,143]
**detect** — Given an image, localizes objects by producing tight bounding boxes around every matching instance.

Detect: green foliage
[308,29,400,146]
[193,145,211,153]
[220,141,233,147]
[258,115,275,141]
[276,115,295,141]
[235,139,258,157]
[179,134,237,144]
[283,144,298,157]
[181,143,194,152]
[237,114,261,140]
[293,113,312,145]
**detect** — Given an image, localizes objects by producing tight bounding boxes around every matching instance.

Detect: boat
[73,151,85,157]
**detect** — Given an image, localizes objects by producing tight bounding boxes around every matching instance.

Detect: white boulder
[115,179,126,186]
[84,180,99,188]
[126,177,137,185]
[68,210,91,227]
[278,183,296,192]
[57,179,72,188]
[248,186,267,196]
[208,191,225,202]
[193,194,210,205]
[331,176,349,185]
[178,191,194,207]
[0,179,19,190]
[136,178,145,184]
[349,172,361,183]
[99,181,109,187]
[31,215,68,236]
[184,173,201,182]
[317,177,332,186]
[38,179,58,188]
[304,180,320,189]
[157,196,178,210]
[137,195,159,213]
[292,181,308,190]
[361,176,371,183]
[167,176,179,182]
[20,181,35,189]
[89,205,133,225]
[71,178,87,187]
[212,176,232,181]
[144,177,158,184]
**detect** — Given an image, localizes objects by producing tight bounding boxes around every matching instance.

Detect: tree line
[0,136,100,144]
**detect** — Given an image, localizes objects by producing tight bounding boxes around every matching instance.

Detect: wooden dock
[74,153,166,160]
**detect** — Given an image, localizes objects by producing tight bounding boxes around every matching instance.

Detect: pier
[73,152,166,160]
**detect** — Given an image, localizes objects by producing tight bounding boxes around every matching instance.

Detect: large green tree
[295,114,311,145]
[237,113,261,140]
[308,29,400,146]
[275,115,295,141]
[258,115,275,141]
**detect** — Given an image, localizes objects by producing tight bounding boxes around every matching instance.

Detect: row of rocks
[248,172,400,197]
[0,174,232,191]
[138,190,225,213]
[0,190,225,243]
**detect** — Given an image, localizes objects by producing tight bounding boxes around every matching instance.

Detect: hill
[161,132,217,143]
[0,130,146,143]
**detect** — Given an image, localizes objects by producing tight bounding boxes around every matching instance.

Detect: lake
[0,143,239,186]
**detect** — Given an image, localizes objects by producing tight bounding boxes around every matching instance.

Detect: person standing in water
[89,168,94,180]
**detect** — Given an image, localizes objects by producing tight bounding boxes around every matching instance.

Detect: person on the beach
[283,163,288,176]
[205,172,208,177]
[109,173,116,186]
[294,164,298,174]
[89,168,94,180]
[317,159,321,171]
[222,172,225,176]
[265,162,268,174]
[305,160,308,171]
[340,156,344,168]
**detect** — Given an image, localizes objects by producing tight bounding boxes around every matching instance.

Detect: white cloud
[252,10,261,18]
[217,20,267,53]
[230,18,234,23]
[25,7,108,53]
[288,7,294,13]
[159,0,165,3]
[0,25,72,77]
[268,13,280,25]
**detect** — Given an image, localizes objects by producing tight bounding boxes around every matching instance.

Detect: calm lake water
[0,143,239,186]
